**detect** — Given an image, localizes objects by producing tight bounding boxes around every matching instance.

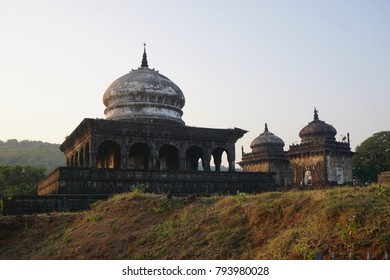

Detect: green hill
[0,185,389,260]
[0,139,65,173]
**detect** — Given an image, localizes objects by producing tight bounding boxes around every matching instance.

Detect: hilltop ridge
[0,139,64,173]
[0,185,389,260]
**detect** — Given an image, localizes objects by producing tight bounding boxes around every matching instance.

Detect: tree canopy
[0,165,46,197]
[0,139,64,173]
[352,131,390,183]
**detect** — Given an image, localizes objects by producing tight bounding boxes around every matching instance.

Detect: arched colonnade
[66,140,235,172]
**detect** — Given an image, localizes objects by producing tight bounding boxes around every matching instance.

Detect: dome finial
[314,107,319,120]
[141,42,148,68]
[264,123,269,133]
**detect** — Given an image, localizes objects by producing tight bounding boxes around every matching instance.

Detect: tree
[0,165,46,197]
[352,131,390,183]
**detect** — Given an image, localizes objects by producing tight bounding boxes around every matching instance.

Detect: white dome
[103,47,185,125]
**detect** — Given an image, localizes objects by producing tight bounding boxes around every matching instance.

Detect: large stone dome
[299,108,337,143]
[250,123,285,152]
[103,46,185,125]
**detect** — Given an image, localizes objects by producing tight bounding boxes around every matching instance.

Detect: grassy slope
[0,186,389,260]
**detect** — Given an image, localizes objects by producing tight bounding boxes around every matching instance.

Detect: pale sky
[1,0,389,163]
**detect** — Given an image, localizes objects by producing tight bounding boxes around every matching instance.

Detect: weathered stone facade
[240,110,354,187]
[37,167,275,196]
[239,124,290,187]
[287,109,354,186]
[60,118,245,173]
[3,48,356,216]
[35,45,275,199]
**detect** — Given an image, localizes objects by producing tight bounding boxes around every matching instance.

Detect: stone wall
[38,167,276,196]
[2,168,276,215]
[241,161,270,173]
[326,155,353,185]
[289,154,326,186]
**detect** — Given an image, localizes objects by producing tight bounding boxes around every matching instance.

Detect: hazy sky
[1,0,389,162]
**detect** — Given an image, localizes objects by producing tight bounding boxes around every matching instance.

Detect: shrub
[235,191,247,204]
[83,213,103,222]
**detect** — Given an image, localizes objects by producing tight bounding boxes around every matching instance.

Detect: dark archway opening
[212,147,229,172]
[186,146,205,171]
[129,143,151,170]
[158,144,179,170]
[97,141,121,168]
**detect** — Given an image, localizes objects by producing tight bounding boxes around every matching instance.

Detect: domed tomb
[103,45,185,125]
[250,123,285,153]
[299,108,337,143]
[239,123,289,187]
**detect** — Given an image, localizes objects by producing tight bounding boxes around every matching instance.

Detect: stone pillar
[74,152,79,167]
[121,150,127,169]
[151,146,159,170]
[84,145,90,168]
[203,153,211,171]
[228,160,235,172]
[228,147,236,172]
[214,156,221,172]
[90,151,97,168]
[179,157,186,170]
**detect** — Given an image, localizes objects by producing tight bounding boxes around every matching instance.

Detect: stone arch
[158,144,179,170]
[128,142,151,170]
[97,140,121,168]
[186,146,205,171]
[211,147,229,172]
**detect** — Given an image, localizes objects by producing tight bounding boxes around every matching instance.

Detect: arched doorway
[186,146,205,171]
[129,143,151,170]
[211,147,229,171]
[158,144,179,170]
[97,141,121,168]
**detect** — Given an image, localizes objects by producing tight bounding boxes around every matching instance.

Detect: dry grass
[0,185,389,259]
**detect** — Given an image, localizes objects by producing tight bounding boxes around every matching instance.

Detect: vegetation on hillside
[0,165,46,197]
[0,185,389,260]
[352,131,390,183]
[0,139,64,173]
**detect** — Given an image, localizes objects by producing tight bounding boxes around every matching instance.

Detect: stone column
[90,151,97,168]
[150,146,159,170]
[228,147,236,172]
[179,157,186,171]
[121,149,127,169]
[203,153,211,171]
[214,156,221,172]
